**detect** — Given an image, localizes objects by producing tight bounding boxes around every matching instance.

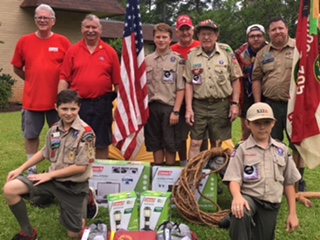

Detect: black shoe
[298,180,307,192]
[218,216,230,229]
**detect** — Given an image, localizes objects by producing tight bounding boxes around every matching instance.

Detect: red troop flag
[287,0,320,169]
[113,0,149,160]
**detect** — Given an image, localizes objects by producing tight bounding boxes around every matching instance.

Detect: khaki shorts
[18,176,88,233]
[190,98,231,141]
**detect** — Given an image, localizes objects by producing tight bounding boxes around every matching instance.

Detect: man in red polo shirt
[59,14,120,159]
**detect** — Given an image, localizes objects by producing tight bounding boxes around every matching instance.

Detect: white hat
[246,24,265,35]
[246,102,275,121]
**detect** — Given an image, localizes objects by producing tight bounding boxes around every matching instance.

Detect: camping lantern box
[140,190,172,231]
[108,191,139,232]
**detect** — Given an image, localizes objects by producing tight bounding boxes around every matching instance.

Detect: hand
[7,168,23,182]
[286,214,299,233]
[229,105,239,122]
[185,109,194,126]
[28,172,53,186]
[231,195,250,219]
[169,113,179,126]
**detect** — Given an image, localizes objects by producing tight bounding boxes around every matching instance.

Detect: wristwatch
[172,110,180,115]
[231,101,239,106]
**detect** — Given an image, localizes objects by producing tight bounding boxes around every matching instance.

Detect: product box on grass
[89,160,150,207]
[152,166,218,211]
[108,191,139,232]
[139,190,172,231]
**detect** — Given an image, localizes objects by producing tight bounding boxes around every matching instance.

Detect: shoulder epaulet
[218,43,233,52]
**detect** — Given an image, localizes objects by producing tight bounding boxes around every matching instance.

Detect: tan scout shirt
[41,115,95,182]
[252,38,295,101]
[223,135,301,203]
[145,50,185,106]
[183,43,242,99]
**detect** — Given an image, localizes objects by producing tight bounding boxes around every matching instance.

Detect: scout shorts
[18,175,88,233]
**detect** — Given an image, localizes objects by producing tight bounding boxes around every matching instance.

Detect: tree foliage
[113,0,300,49]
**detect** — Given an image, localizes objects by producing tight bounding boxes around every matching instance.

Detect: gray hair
[35,4,56,19]
[81,14,101,28]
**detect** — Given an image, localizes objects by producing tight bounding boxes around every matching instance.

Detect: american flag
[287,0,320,169]
[113,0,149,160]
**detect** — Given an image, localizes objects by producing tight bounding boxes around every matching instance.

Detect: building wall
[0,0,87,103]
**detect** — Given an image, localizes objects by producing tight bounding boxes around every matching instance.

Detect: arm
[229,181,250,219]
[13,66,25,80]
[284,184,299,233]
[29,164,88,186]
[230,78,241,122]
[252,80,262,102]
[185,82,194,126]
[57,79,69,93]
[7,151,44,182]
[170,89,184,126]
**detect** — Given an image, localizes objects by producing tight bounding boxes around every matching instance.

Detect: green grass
[0,113,320,239]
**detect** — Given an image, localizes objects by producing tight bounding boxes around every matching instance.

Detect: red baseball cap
[176,15,194,29]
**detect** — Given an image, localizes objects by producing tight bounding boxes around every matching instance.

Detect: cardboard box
[89,160,150,207]
[140,190,172,231]
[108,191,139,232]
[152,166,218,211]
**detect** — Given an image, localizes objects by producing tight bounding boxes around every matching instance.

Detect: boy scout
[184,19,242,160]
[223,102,300,240]
[144,23,185,166]
[3,89,96,240]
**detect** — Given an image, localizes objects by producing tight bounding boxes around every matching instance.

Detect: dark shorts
[18,175,88,233]
[264,98,296,149]
[144,101,182,153]
[240,94,254,119]
[190,98,231,141]
[79,93,115,149]
[22,109,59,139]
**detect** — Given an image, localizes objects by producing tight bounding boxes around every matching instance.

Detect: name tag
[48,47,59,52]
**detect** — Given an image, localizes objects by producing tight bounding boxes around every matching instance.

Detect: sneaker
[298,180,307,192]
[87,187,99,219]
[26,166,37,177]
[12,229,37,240]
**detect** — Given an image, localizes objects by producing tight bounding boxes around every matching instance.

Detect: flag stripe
[113,0,149,160]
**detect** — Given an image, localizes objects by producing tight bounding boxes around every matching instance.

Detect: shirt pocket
[162,65,176,84]
[146,66,153,83]
[62,143,78,165]
[214,67,229,85]
[243,158,261,183]
[273,156,285,183]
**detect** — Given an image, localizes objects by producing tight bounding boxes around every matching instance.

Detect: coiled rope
[172,146,231,227]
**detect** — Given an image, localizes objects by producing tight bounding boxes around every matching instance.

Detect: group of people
[3,3,306,240]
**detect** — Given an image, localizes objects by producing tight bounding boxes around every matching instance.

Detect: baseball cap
[195,19,219,32]
[246,24,265,35]
[246,102,275,121]
[176,15,194,29]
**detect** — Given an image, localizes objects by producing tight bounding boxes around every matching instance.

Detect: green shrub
[0,68,16,109]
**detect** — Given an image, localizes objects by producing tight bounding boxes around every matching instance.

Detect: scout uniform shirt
[41,115,96,183]
[223,135,301,203]
[146,50,185,106]
[183,43,242,99]
[252,38,295,101]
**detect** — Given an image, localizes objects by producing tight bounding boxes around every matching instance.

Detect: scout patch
[262,52,274,65]
[277,148,284,156]
[69,151,75,161]
[163,71,174,82]
[243,165,259,181]
[73,131,79,138]
[192,67,203,85]
[82,133,94,142]
[171,57,176,62]
[231,150,237,157]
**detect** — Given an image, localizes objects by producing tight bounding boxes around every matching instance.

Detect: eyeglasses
[248,34,264,40]
[34,16,54,21]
